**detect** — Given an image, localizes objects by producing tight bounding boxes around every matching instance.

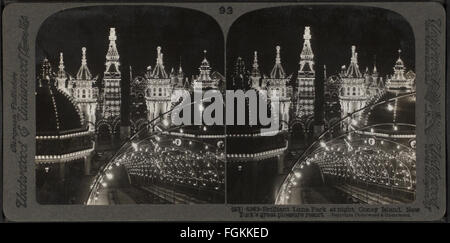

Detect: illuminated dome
[35,59,94,164]
[36,79,83,133]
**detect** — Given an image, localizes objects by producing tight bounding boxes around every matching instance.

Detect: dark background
[226,5,415,82]
[36,5,225,80]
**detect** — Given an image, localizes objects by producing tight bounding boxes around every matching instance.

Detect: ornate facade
[262,46,292,130]
[338,45,369,128]
[144,46,173,122]
[70,47,98,131]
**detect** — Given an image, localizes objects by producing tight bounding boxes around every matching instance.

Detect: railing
[275,92,416,204]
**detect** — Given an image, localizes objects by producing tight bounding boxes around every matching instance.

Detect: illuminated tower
[145,46,173,121]
[102,27,121,119]
[386,49,415,92]
[339,45,368,129]
[72,47,98,131]
[263,46,291,130]
[296,26,315,118]
[55,52,70,95]
[192,50,220,90]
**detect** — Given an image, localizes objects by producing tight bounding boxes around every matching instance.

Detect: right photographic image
[226,6,416,204]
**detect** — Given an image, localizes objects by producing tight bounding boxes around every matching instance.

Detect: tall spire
[275,45,281,64]
[178,56,183,73]
[129,65,133,81]
[253,51,258,66]
[106,28,119,62]
[251,51,260,77]
[299,26,315,74]
[270,45,286,78]
[59,52,64,71]
[300,27,314,60]
[81,47,87,65]
[345,45,362,78]
[104,27,120,75]
[373,55,378,74]
[76,47,92,80]
[152,46,168,78]
[198,49,211,81]
[57,52,67,79]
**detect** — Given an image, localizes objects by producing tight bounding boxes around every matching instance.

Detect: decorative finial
[109,27,117,41]
[303,26,311,40]
[351,45,358,64]
[203,50,207,59]
[81,47,87,65]
[59,52,64,69]
[156,46,163,65]
[275,46,281,64]
[253,51,259,70]
[373,55,377,73]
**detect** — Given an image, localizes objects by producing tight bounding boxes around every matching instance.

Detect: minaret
[250,51,261,89]
[56,52,68,94]
[296,26,315,119]
[102,27,122,119]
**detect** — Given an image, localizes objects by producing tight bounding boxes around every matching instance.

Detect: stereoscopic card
[1,1,446,221]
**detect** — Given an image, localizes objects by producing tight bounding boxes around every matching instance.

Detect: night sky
[36,6,225,80]
[37,5,414,87]
[226,5,415,82]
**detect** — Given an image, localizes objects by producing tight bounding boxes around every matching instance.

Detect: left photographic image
[35,6,225,205]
